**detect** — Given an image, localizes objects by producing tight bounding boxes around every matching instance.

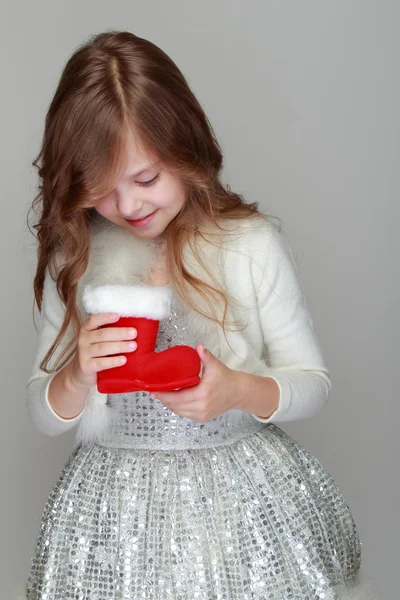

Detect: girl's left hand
[149,344,241,422]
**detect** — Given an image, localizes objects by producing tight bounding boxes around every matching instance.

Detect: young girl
[24,30,374,600]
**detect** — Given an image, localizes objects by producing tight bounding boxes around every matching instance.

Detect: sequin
[25,293,362,598]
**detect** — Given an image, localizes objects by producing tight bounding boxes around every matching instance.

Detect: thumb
[196,344,209,362]
[196,344,208,379]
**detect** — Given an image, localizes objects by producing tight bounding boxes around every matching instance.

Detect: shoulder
[237,213,282,251]
[205,213,284,263]
[217,214,301,296]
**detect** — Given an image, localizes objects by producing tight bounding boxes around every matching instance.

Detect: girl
[24,30,374,599]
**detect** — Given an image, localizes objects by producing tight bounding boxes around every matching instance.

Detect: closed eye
[138,173,160,187]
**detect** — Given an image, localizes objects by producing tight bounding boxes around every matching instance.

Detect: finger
[150,389,181,400]
[91,325,137,343]
[90,340,137,359]
[82,312,121,332]
[163,397,207,415]
[169,409,203,422]
[151,380,206,401]
[93,355,129,372]
[151,390,198,404]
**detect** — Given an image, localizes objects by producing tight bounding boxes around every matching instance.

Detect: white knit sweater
[26,215,331,437]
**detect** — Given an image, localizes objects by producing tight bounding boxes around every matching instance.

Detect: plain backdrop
[1,1,398,598]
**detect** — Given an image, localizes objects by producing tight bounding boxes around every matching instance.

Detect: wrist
[233,371,280,419]
[47,364,89,421]
[65,363,92,394]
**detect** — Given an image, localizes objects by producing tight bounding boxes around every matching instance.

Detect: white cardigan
[26,214,331,438]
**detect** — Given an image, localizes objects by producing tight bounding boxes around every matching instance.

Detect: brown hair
[27,30,276,374]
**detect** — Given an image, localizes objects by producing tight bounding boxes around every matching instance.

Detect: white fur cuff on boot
[82,284,173,319]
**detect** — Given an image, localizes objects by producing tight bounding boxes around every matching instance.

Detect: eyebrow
[123,160,159,179]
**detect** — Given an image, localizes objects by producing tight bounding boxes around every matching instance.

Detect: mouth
[125,209,158,227]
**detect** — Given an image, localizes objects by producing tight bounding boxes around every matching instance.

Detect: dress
[25,288,362,600]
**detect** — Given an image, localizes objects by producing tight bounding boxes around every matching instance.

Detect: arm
[234,372,280,420]
[236,221,331,423]
[26,266,94,436]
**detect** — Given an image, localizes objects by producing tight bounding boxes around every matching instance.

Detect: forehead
[117,135,158,180]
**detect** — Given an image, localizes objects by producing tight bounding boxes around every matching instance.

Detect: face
[95,135,186,239]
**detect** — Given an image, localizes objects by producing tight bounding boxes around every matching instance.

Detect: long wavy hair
[27,30,277,374]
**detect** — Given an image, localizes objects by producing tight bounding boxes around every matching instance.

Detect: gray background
[1,1,397,598]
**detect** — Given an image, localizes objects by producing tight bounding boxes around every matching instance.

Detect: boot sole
[98,375,201,394]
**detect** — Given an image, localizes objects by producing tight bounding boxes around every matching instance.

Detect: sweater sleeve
[250,222,331,423]
[26,266,89,436]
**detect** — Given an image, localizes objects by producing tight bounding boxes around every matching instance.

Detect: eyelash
[138,173,160,187]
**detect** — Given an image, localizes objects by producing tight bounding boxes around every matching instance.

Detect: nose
[117,192,144,219]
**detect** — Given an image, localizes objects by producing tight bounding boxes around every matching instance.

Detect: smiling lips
[126,209,158,226]
[132,211,154,220]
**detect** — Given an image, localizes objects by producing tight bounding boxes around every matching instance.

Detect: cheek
[174,179,187,207]
[163,181,186,210]
[157,173,185,205]
[95,196,113,216]
[153,184,176,209]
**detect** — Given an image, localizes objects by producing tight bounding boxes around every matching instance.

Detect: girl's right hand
[69,313,137,389]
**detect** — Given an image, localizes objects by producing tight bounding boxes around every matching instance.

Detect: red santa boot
[82,283,202,394]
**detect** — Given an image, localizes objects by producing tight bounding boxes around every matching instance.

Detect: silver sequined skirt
[23,422,365,599]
